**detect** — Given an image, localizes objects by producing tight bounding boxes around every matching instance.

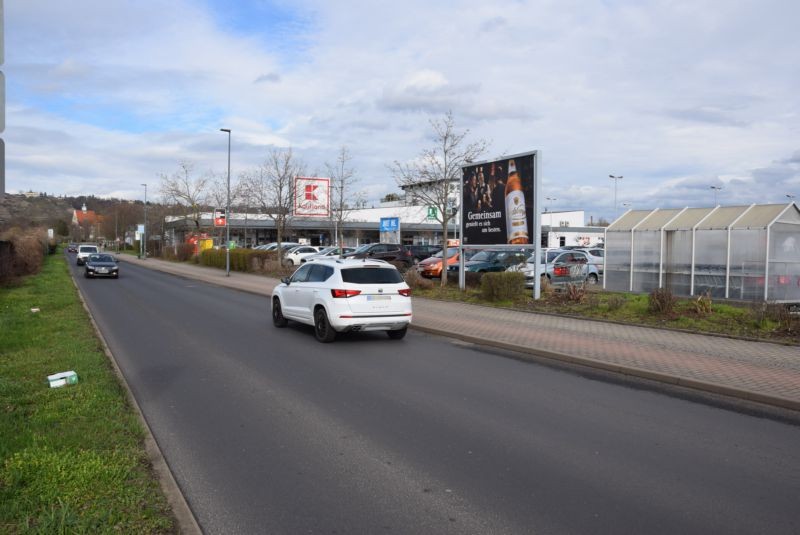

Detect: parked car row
[432,247,602,287]
[507,249,600,287]
[301,246,356,263]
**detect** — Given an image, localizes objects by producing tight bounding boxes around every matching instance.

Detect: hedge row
[0,228,54,284]
[198,249,277,272]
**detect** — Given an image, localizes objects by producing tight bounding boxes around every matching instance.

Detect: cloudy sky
[4,0,799,220]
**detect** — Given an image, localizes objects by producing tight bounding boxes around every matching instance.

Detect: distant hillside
[0,194,75,230]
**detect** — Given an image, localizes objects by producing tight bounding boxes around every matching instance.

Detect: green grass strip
[0,254,175,534]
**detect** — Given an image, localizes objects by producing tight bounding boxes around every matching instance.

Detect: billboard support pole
[533,151,541,300]
[459,163,465,290]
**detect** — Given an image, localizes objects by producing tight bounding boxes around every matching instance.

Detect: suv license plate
[367,295,391,301]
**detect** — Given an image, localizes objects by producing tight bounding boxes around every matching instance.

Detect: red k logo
[305,184,318,201]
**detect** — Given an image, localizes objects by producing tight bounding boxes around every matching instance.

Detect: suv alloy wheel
[272,298,288,327]
[314,307,337,343]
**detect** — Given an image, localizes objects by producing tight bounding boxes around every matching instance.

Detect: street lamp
[220,128,231,277]
[710,185,723,206]
[622,202,632,209]
[141,183,147,260]
[609,175,623,216]
[545,197,557,230]
[787,194,795,202]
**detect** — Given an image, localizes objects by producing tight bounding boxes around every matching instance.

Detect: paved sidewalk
[120,256,800,411]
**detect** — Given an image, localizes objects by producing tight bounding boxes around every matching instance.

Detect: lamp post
[710,185,722,206]
[141,183,147,260]
[609,175,623,217]
[787,194,795,202]
[220,128,231,277]
[545,197,557,230]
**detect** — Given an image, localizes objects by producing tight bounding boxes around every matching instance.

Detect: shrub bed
[0,228,49,284]
[480,271,525,302]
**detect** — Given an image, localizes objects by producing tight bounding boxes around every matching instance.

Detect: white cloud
[4,0,800,220]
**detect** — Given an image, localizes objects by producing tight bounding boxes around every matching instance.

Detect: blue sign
[379,217,399,232]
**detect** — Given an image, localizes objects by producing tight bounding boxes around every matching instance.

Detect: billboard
[461,151,537,246]
[294,176,330,217]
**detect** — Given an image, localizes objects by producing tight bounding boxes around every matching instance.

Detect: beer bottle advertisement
[461,152,535,246]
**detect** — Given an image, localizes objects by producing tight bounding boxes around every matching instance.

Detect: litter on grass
[30,307,40,313]
[47,371,78,388]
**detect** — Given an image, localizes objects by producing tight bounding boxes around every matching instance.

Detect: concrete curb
[411,324,800,413]
[123,256,800,414]
[69,269,203,534]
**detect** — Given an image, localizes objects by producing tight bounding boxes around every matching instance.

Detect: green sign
[228,241,236,250]
[427,206,438,219]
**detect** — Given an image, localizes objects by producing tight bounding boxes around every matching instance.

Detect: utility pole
[609,175,623,217]
[220,128,231,276]
[141,183,147,259]
[710,185,722,206]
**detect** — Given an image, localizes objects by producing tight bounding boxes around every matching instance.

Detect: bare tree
[325,146,362,250]
[243,147,304,262]
[391,111,488,286]
[158,161,210,234]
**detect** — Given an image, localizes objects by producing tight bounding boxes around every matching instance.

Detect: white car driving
[272,258,413,342]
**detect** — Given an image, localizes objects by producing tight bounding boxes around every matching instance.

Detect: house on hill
[72,203,103,241]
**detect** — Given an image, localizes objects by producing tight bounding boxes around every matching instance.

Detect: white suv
[76,244,99,265]
[272,258,413,342]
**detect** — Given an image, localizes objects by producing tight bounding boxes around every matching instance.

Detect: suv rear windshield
[341,267,404,284]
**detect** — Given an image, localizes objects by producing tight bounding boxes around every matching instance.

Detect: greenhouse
[604,203,800,302]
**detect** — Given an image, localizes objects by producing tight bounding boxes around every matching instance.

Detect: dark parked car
[84,253,120,278]
[340,243,415,267]
[451,248,532,273]
[407,244,443,262]
[67,243,78,253]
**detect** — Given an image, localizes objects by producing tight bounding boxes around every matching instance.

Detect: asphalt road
[69,255,800,535]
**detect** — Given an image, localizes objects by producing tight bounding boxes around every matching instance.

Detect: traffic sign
[213,208,227,227]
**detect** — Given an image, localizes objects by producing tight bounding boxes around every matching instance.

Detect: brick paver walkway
[120,256,800,410]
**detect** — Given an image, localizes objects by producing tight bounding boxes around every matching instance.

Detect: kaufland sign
[294,177,330,217]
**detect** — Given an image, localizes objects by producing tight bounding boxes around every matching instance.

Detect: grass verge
[413,282,800,344]
[0,254,175,533]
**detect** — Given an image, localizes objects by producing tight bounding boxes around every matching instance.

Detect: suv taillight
[398,288,412,297]
[331,289,361,298]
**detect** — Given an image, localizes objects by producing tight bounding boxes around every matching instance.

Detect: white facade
[541,210,604,248]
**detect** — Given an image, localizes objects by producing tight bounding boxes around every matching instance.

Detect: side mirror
[281,277,290,285]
